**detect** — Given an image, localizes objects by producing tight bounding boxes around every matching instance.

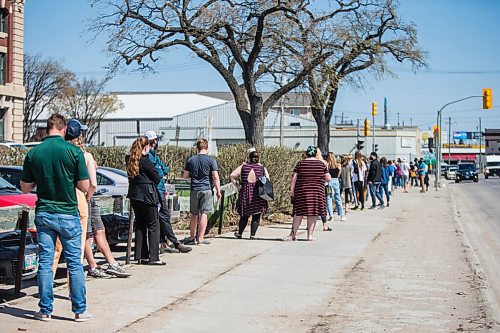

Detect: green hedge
[1,144,301,214]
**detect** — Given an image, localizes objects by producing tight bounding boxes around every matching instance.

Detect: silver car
[95,167,129,196]
[445,166,458,180]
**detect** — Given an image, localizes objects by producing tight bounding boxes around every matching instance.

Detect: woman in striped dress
[285,146,331,241]
[230,150,269,239]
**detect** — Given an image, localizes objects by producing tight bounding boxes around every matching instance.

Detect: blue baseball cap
[65,119,88,140]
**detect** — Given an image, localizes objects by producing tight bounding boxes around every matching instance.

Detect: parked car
[0,177,37,208]
[0,177,39,283]
[0,141,28,151]
[94,167,129,197]
[0,165,128,197]
[455,163,479,183]
[445,165,458,180]
[0,230,39,283]
[484,155,500,179]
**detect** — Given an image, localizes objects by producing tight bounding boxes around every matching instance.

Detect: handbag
[325,184,333,197]
[257,165,274,201]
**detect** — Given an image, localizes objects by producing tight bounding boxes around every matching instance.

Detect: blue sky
[24,1,500,132]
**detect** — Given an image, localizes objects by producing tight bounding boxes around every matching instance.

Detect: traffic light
[374,144,379,152]
[357,140,364,150]
[363,118,370,136]
[483,88,492,109]
[371,101,378,117]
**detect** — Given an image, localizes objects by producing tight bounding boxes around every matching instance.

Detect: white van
[484,155,500,179]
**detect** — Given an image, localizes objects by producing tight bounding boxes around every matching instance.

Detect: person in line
[21,114,92,322]
[417,158,427,193]
[379,157,391,208]
[144,131,192,254]
[183,138,222,245]
[326,152,345,222]
[340,156,352,215]
[51,120,91,282]
[400,157,410,193]
[127,137,165,265]
[367,152,384,209]
[230,149,269,239]
[315,150,331,230]
[285,146,331,241]
[351,151,366,210]
[413,158,420,187]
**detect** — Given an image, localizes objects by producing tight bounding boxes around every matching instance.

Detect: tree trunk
[315,108,330,154]
[236,94,265,147]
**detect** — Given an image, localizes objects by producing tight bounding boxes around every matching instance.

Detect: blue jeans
[369,182,384,207]
[379,182,391,204]
[35,212,86,315]
[326,179,343,217]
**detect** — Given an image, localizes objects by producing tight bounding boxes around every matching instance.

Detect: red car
[0,177,37,208]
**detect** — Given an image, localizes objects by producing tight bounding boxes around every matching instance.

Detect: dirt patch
[310,190,495,332]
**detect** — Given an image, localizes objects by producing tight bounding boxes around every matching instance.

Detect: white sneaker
[34,311,51,322]
[75,311,93,322]
[340,216,346,222]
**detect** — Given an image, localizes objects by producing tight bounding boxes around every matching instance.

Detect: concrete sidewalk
[0,187,489,332]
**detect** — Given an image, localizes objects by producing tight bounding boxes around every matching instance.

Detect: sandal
[323,227,332,231]
[282,236,296,241]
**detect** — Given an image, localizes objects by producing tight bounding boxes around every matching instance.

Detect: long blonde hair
[127,137,149,178]
[354,151,365,168]
[326,152,339,169]
[69,134,85,151]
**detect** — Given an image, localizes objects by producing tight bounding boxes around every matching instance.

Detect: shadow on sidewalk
[0,304,73,322]
[216,236,284,242]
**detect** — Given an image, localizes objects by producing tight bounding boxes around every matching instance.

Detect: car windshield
[458,164,475,171]
[487,162,500,167]
[449,166,457,171]
[100,167,128,178]
[0,177,19,191]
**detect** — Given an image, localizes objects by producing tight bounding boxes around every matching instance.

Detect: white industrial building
[38,91,421,159]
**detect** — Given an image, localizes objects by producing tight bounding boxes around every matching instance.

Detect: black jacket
[127,155,162,206]
[367,159,382,183]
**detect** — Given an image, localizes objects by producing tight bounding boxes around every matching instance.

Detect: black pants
[158,193,179,246]
[354,181,365,208]
[238,214,261,237]
[131,200,160,262]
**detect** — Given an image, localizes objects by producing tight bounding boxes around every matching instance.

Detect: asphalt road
[448,175,500,318]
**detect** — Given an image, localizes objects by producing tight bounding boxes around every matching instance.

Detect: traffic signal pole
[372,113,375,152]
[435,95,483,190]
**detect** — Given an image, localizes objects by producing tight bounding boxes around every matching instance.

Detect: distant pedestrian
[21,114,92,322]
[144,131,192,254]
[285,146,331,241]
[326,152,345,222]
[183,138,222,245]
[417,158,427,193]
[127,137,165,265]
[380,157,391,207]
[230,149,269,239]
[400,158,410,193]
[340,156,352,215]
[367,152,384,209]
[351,151,367,210]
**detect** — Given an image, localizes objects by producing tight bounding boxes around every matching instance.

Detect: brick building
[0,0,24,142]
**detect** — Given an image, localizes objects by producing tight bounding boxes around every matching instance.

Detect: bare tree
[23,54,74,141]
[53,77,123,143]
[90,0,344,146]
[302,0,427,153]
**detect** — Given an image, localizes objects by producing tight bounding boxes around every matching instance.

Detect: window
[0,9,7,33]
[0,108,6,141]
[0,53,5,85]
[97,174,113,186]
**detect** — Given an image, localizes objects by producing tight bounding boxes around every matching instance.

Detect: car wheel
[485,175,488,179]
[455,179,459,183]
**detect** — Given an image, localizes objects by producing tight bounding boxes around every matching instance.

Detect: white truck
[484,155,500,179]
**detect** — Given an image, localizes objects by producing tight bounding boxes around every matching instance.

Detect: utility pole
[356,119,360,147]
[448,117,451,165]
[397,112,400,126]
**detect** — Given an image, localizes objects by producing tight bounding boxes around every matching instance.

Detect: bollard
[218,190,226,235]
[125,206,135,265]
[14,209,29,297]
